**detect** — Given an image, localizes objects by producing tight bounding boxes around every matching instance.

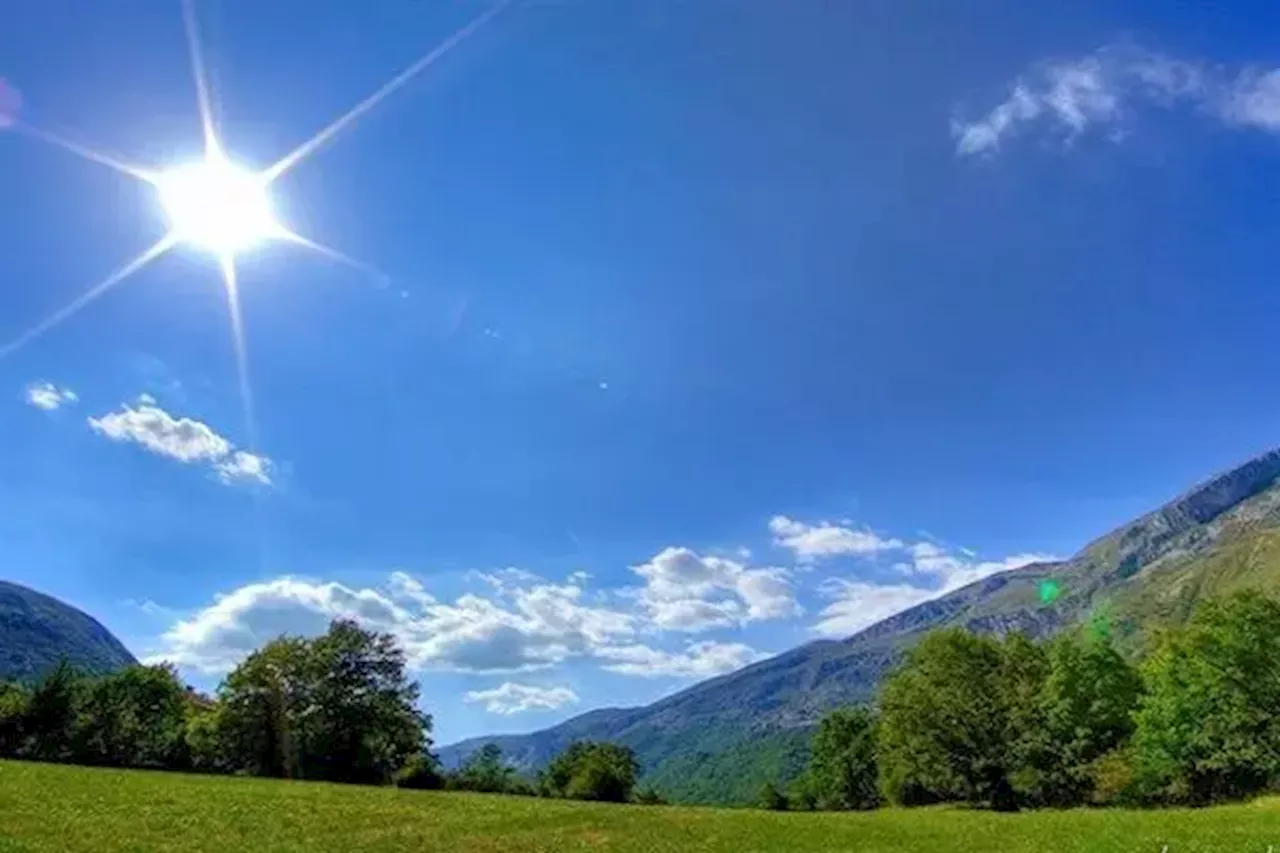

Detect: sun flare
[0,0,512,373]
[155,157,279,255]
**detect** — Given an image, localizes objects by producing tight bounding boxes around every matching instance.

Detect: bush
[1089,748,1138,806]
[757,781,788,811]
[541,741,640,803]
[633,786,668,805]
[395,755,444,790]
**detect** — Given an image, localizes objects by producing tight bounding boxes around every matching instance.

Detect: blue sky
[3,0,1280,743]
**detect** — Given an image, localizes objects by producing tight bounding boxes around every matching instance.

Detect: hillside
[0,581,137,681]
[440,447,1280,803]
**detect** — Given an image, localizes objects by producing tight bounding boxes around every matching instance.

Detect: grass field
[3,761,1280,853]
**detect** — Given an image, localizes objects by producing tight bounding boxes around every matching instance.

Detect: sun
[156,155,279,255]
[0,0,512,371]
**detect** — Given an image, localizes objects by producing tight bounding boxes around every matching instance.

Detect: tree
[786,773,818,811]
[634,785,668,805]
[0,681,28,757]
[1033,627,1141,805]
[185,701,227,773]
[541,741,640,802]
[21,660,80,762]
[453,743,516,793]
[302,620,427,784]
[807,706,879,810]
[216,620,428,784]
[1133,590,1280,804]
[876,628,1014,808]
[757,781,788,810]
[217,636,312,778]
[998,633,1051,806]
[395,754,445,790]
[72,664,191,769]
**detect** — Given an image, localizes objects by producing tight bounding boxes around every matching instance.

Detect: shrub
[395,755,445,790]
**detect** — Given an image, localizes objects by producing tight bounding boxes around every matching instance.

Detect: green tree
[633,785,668,805]
[999,633,1052,806]
[395,753,445,790]
[876,628,1014,809]
[0,681,29,757]
[786,773,818,811]
[757,780,788,810]
[217,636,311,778]
[541,741,640,802]
[72,664,191,769]
[185,700,227,773]
[216,620,428,784]
[21,660,81,762]
[1134,590,1280,804]
[301,620,427,784]
[807,706,879,810]
[453,743,515,793]
[1035,628,1141,805]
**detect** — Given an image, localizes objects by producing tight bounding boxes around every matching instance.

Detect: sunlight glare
[156,157,278,255]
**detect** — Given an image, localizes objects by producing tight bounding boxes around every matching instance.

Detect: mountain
[0,581,137,681]
[439,446,1280,804]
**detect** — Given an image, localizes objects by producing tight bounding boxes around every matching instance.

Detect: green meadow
[3,760,1280,853]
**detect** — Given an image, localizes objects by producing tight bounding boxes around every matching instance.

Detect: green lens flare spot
[1038,579,1061,604]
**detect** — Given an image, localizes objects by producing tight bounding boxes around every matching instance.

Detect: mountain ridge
[0,581,137,682]
[439,445,1280,802]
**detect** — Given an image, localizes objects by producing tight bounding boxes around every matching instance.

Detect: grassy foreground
[4,761,1280,853]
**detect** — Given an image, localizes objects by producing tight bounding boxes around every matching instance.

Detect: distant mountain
[439,447,1280,804]
[0,581,137,681]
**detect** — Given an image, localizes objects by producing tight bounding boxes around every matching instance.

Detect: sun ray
[275,228,391,288]
[181,0,220,154]
[0,233,177,361]
[261,0,513,185]
[12,121,158,184]
[219,253,259,451]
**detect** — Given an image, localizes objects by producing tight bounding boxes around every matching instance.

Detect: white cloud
[630,546,800,632]
[769,515,903,560]
[596,640,765,678]
[214,450,272,485]
[811,545,1056,638]
[153,571,640,676]
[88,397,270,485]
[464,682,580,715]
[952,44,1280,155]
[25,382,77,411]
[811,579,933,638]
[906,549,1054,593]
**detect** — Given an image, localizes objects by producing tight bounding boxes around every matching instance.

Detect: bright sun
[156,156,279,255]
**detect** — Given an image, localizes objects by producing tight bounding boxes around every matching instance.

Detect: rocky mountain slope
[0,581,137,681]
[439,447,1280,803]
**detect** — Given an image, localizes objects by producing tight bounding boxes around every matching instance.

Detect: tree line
[759,589,1280,811]
[0,618,652,804]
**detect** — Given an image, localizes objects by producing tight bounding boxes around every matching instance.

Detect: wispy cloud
[811,547,1055,638]
[769,515,903,560]
[464,682,579,715]
[24,381,78,411]
[596,640,765,678]
[88,396,271,485]
[953,44,1280,155]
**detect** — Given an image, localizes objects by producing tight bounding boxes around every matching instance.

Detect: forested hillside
[441,448,1280,804]
[0,582,136,682]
